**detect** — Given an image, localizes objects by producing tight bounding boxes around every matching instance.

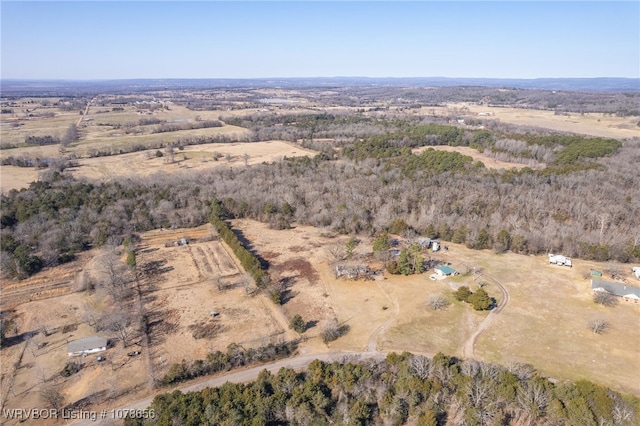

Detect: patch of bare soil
[187,319,227,340]
[271,257,319,282]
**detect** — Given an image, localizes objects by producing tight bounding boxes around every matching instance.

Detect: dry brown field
[0,166,40,194]
[0,140,317,193]
[415,104,640,139]
[229,220,640,395]
[436,244,640,395]
[2,219,639,424]
[134,225,298,373]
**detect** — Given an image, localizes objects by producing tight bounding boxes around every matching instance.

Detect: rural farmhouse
[67,336,108,357]
[434,265,459,277]
[591,279,640,303]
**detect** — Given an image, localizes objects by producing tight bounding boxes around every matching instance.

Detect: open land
[2,219,640,425]
[2,87,640,423]
[2,93,639,193]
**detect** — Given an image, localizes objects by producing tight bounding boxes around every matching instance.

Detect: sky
[1,1,638,80]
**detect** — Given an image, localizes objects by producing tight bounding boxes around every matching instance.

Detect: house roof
[435,265,458,275]
[67,336,108,353]
[591,279,640,300]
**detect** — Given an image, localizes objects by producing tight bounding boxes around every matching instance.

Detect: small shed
[67,336,108,357]
[435,265,458,277]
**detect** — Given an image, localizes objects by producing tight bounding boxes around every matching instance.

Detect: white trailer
[548,253,572,268]
[633,267,640,280]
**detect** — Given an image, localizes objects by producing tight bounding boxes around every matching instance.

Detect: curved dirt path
[461,270,510,359]
[367,279,399,352]
[72,351,385,426]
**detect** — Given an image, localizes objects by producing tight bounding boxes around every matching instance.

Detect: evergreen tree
[454,286,472,302]
[468,288,492,310]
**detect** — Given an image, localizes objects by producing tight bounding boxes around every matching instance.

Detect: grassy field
[439,244,640,395]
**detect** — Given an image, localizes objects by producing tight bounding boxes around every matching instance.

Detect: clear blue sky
[1,1,638,79]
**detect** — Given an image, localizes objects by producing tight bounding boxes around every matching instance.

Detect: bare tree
[589,318,609,334]
[326,244,345,265]
[40,385,64,411]
[593,291,618,307]
[516,381,550,426]
[165,145,175,163]
[427,295,450,311]
[97,250,133,301]
[321,318,349,343]
[99,309,136,347]
[410,355,431,380]
[36,366,48,384]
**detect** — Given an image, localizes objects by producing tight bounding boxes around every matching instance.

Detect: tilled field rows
[190,243,241,279]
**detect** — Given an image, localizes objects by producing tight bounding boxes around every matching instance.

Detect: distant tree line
[126,352,639,426]
[25,135,59,146]
[151,119,223,134]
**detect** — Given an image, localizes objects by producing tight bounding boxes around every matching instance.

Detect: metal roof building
[435,265,458,276]
[591,279,640,302]
[67,336,108,356]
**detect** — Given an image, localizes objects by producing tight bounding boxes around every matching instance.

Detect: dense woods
[125,353,639,426]
[2,89,639,281]
[1,130,638,279]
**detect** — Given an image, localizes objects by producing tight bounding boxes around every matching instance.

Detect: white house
[434,265,458,277]
[591,279,640,303]
[67,336,108,357]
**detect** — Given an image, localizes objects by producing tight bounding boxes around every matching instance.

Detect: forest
[1,109,639,279]
[124,352,639,426]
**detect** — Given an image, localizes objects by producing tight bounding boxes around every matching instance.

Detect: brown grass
[416,104,640,139]
[437,243,640,395]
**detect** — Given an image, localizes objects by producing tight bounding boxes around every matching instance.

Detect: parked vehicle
[548,253,572,267]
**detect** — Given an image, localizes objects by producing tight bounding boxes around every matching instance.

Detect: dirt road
[71,351,385,426]
[367,279,399,352]
[461,270,510,359]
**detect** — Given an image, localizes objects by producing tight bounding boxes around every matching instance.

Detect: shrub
[454,286,472,302]
[60,361,82,377]
[321,319,350,343]
[289,314,306,334]
[593,291,618,307]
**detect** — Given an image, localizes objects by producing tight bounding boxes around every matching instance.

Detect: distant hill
[1,77,638,96]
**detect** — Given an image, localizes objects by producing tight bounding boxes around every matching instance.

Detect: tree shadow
[230,227,270,270]
[305,320,319,330]
[140,259,174,277]
[1,330,39,348]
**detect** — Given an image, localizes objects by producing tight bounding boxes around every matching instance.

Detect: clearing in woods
[2,220,639,422]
